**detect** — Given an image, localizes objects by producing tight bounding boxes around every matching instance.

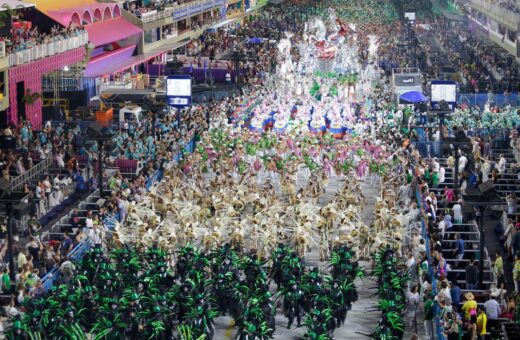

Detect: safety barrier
[41,239,91,291]
[42,77,82,92]
[98,80,133,92]
[458,93,520,108]
[9,158,52,191]
[416,189,444,340]
[470,0,520,29]
[8,32,88,67]
[35,181,75,219]
[138,0,221,23]
[140,7,174,22]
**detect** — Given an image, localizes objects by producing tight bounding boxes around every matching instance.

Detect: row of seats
[430,157,495,290]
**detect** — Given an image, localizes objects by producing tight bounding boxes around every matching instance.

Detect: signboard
[213,0,227,6]
[394,74,421,87]
[431,81,457,103]
[189,3,202,15]
[173,8,189,20]
[203,1,214,11]
[166,75,192,107]
[404,12,416,22]
[430,80,457,110]
[174,0,223,20]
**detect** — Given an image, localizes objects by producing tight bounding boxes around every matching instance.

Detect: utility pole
[453,147,459,200]
[5,202,15,282]
[98,140,105,198]
[0,187,18,282]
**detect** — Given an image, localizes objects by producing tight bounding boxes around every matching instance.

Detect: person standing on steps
[465,259,479,290]
[423,292,435,340]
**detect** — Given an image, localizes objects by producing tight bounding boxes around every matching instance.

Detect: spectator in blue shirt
[450,280,461,310]
[455,233,465,260]
[444,214,453,231]
[61,232,73,256]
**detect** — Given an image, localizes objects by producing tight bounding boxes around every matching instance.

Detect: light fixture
[63,65,70,71]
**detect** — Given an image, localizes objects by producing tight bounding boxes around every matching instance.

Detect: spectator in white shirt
[432,157,440,173]
[15,157,25,175]
[438,215,446,239]
[85,212,94,230]
[453,199,463,224]
[438,166,445,184]
[35,182,43,199]
[497,154,507,174]
[55,152,65,168]
[86,225,102,245]
[42,176,52,195]
[406,285,421,327]
[458,153,468,173]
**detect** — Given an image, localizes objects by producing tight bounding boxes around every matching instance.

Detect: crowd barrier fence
[457,93,520,109]
[416,189,445,340]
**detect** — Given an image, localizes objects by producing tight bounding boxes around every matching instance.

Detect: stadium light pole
[0,186,17,282]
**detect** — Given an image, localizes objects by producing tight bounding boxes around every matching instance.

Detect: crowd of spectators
[1,0,519,336]
[402,139,520,339]
[491,0,520,14]
[420,16,520,92]
[0,84,251,321]
[125,0,199,17]
[187,8,293,58]
[0,24,85,55]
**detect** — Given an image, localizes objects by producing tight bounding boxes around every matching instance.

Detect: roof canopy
[85,16,142,47]
[26,0,121,26]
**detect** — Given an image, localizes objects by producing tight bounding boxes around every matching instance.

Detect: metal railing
[41,238,92,291]
[138,0,221,23]
[140,6,175,22]
[98,80,133,92]
[470,0,520,28]
[416,189,444,340]
[392,67,421,75]
[8,32,88,67]
[42,77,82,92]
[9,157,52,191]
[35,181,75,219]
[0,41,5,59]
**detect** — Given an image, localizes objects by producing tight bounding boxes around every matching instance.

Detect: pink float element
[7,47,86,129]
[85,17,142,47]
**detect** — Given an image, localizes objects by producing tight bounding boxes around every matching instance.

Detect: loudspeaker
[166,61,183,69]
[13,202,31,220]
[0,136,16,150]
[166,61,184,75]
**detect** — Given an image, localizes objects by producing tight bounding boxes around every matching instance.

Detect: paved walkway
[208,172,426,338]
